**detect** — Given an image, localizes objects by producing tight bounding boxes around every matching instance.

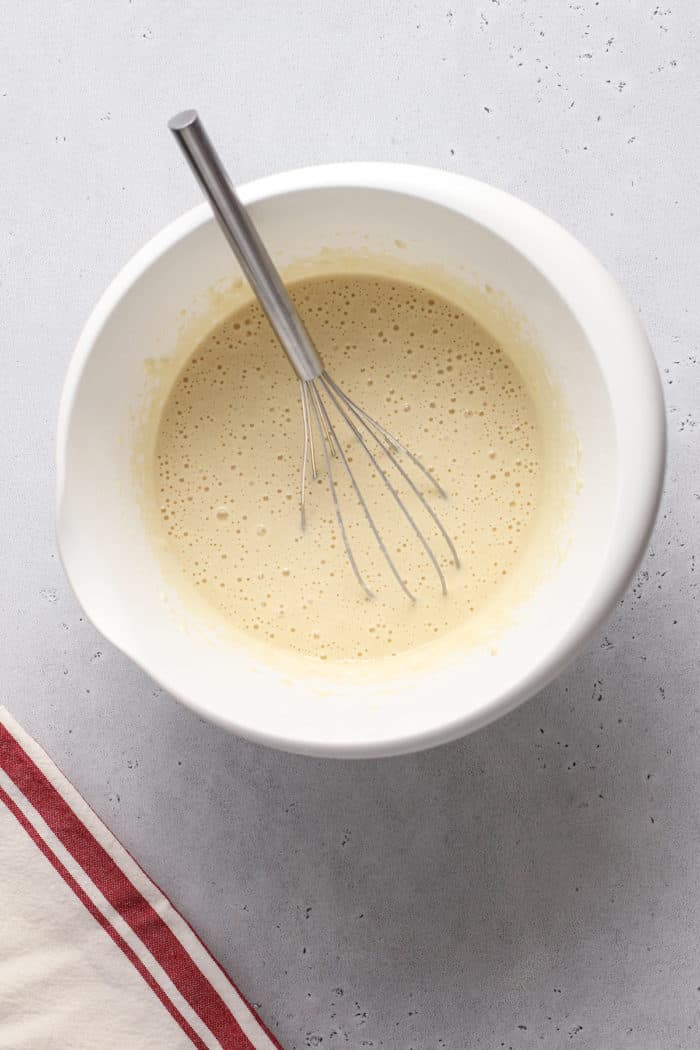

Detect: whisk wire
[299,380,313,530]
[310,381,415,602]
[323,373,448,500]
[321,374,461,571]
[306,382,375,600]
[318,374,447,596]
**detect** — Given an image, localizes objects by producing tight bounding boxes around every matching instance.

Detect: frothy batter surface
[153,274,541,662]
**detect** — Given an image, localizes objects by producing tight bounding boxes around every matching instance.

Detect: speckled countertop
[3,2,699,1047]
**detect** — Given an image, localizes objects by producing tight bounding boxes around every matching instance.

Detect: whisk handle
[168,110,323,382]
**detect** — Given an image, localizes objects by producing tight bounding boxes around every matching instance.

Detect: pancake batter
[153,274,541,661]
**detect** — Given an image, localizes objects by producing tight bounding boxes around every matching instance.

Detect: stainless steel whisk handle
[168,110,323,382]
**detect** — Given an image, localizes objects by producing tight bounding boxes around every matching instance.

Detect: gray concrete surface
[2,2,699,1046]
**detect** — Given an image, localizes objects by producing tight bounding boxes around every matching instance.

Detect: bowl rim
[57,162,666,757]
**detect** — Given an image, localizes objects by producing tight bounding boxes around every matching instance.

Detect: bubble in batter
[154,274,541,661]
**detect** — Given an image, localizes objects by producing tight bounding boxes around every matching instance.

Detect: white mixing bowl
[57,163,665,757]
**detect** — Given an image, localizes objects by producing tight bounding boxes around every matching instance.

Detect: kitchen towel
[0,707,282,1050]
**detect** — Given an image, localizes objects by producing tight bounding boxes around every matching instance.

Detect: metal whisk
[169,110,459,599]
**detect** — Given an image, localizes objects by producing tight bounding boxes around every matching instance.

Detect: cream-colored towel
[0,708,282,1050]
